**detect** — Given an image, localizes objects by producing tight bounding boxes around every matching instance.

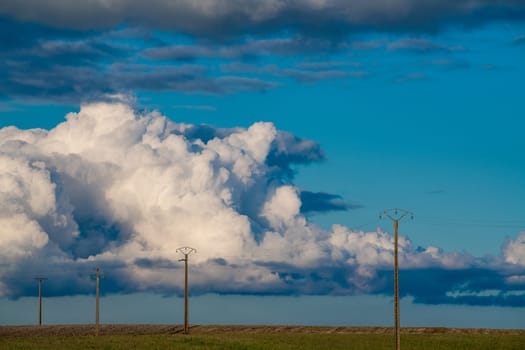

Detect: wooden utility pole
[34,277,47,326]
[94,267,101,336]
[380,208,414,350]
[176,247,196,334]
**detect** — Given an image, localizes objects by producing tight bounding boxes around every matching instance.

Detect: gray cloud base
[1,1,525,36]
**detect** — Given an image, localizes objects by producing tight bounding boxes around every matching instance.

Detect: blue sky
[0,1,524,328]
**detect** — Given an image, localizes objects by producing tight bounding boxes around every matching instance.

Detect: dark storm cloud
[186,261,525,307]
[0,16,91,50]
[1,19,289,103]
[0,63,104,103]
[1,1,525,37]
[300,191,362,214]
[274,128,325,165]
[0,58,279,103]
[6,250,525,305]
[0,24,352,103]
[2,1,512,105]
[398,268,525,307]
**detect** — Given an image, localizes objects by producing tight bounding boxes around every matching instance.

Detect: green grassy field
[1,333,524,350]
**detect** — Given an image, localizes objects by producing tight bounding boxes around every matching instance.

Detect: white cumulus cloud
[503,232,525,266]
[0,101,523,306]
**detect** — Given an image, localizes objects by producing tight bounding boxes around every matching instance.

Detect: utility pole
[176,247,196,334]
[93,267,102,336]
[34,277,47,326]
[380,208,414,350]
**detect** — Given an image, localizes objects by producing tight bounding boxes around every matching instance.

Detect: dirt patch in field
[0,324,523,337]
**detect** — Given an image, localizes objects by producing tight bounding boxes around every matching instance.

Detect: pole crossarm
[176,247,197,257]
[380,208,414,222]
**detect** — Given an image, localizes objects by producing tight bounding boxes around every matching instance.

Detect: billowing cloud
[1,1,525,36]
[503,232,525,265]
[0,101,523,306]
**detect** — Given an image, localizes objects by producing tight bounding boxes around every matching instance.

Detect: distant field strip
[1,325,524,350]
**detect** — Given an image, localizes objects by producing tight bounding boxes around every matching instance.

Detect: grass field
[2,333,525,350]
[1,326,524,350]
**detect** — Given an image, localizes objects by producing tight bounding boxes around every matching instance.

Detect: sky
[0,1,524,328]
